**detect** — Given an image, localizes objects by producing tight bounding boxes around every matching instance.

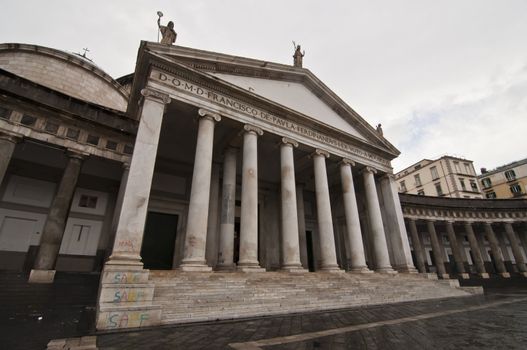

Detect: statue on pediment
[292,41,305,68]
[376,123,383,136]
[157,11,177,45]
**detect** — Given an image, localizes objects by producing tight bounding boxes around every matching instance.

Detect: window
[0,106,11,119]
[453,161,461,173]
[430,166,439,180]
[86,134,100,146]
[459,178,466,191]
[105,140,118,150]
[481,178,492,188]
[414,174,422,187]
[66,128,80,140]
[20,114,37,126]
[417,189,425,196]
[470,181,478,192]
[44,121,59,134]
[464,163,471,175]
[435,183,443,196]
[123,144,134,154]
[505,170,516,182]
[510,183,523,195]
[485,192,497,199]
[79,195,98,208]
[400,181,407,192]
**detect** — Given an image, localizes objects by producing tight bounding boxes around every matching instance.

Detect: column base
[518,272,527,278]
[97,263,161,330]
[179,264,213,272]
[396,266,419,274]
[458,273,471,280]
[422,273,438,280]
[498,272,511,278]
[478,273,490,279]
[348,267,374,274]
[29,269,56,283]
[375,267,398,274]
[237,265,266,273]
[437,273,450,280]
[281,266,308,273]
[319,266,345,273]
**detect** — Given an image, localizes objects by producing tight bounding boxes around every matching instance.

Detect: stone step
[148,271,476,326]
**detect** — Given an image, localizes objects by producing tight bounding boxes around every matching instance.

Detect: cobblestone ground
[97,288,527,350]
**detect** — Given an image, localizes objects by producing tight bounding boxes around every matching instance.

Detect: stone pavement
[3,272,527,349]
[97,287,527,350]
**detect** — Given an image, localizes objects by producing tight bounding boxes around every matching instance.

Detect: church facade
[1,41,524,331]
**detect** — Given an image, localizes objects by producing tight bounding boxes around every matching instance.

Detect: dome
[0,43,129,112]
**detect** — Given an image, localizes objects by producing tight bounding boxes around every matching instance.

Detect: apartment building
[479,158,527,199]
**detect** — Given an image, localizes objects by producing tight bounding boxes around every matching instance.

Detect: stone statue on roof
[376,123,383,136]
[157,12,177,45]
[292,41,305,68]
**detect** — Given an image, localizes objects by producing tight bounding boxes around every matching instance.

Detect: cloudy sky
[1,0,526,172]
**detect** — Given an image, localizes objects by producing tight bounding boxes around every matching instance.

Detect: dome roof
[0,43,129,112]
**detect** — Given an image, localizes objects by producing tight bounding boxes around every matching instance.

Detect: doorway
[306,231,315,272]
[141,211,179,269]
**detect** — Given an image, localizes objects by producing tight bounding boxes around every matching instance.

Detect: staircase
[150,271,481,325]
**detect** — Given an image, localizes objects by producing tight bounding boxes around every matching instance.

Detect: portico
[95,42,418,329]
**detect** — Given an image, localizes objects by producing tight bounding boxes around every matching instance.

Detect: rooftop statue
[157,11,177,45]
[376,123,383,136]
[292,41,305,68]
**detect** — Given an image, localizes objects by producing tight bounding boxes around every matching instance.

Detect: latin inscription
[153,71,390,166]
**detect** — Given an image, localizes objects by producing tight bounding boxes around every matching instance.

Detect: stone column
[296,184,309,269]
[104,162,130,260]
[464,222,489,278]
[216,147,237,270]
[29,150,86,283]
[238,125,265,272]
[362,167,395,273]
[339,159,370,273]
[96,88,169,331]
[484,222,510,278]
[379,174,417,273]
[426,220,449,279]
[106,89,170,265]
[0,132,22,186]
[407,219,426,273]
[312,149,342,272]
[279,138,305,272]
[445,221,469,279]
[504,222,527,277]
[180,109,221,271]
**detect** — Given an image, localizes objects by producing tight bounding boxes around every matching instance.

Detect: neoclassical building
[4,41,525,331]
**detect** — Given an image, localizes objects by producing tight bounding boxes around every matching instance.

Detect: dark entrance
[234,221,240,264]
[141,211,178,269]
[306,231,315,272]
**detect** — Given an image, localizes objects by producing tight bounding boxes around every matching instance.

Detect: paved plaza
[97,287,527,350]
[3,272,527,349]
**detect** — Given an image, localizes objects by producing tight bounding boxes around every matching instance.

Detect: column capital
[280,137,298,148]
[66,149,89,161]
[243,124,264,136]
[360,166,377,175]
[198,108,221,122]
[426,219,437,224]
[339,158,355,167]
[445,219,456,225]
[380,173,395,181]
[122,161,131,171]
[141,88,171,104]
[311,149,330,159]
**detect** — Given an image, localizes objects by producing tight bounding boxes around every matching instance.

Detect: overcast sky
[1,0,526,173]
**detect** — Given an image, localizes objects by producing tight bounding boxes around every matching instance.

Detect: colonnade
[106,98,414,274]
[407,218,527,279]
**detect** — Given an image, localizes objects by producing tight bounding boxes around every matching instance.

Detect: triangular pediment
[210,73,366,141]
[131,42,400,159]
